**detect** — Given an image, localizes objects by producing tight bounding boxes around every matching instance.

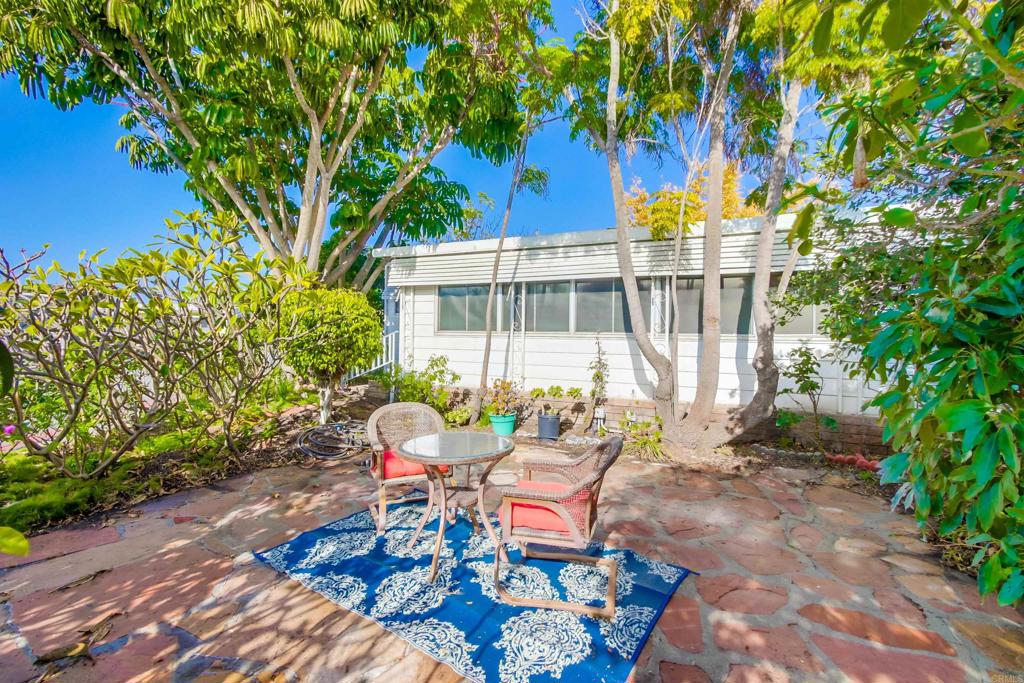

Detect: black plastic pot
[537,413,560,441]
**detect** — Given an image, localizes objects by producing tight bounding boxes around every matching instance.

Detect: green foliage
[0,340,12,397]
[530,385,579,416]
[622,415,667,462]
[381,355,460,415]
[797,0,1024,603]
[285,287,382,423]
[775,408,805,431]
[0,213,308,477]
[0,526,28,556]
[0,0,550,282]
[486,378,522,416]
[444,406,472,427]
[589,339,609,405]
[779,345,839,452]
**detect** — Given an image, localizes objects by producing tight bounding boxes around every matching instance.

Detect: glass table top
[398,431,514,464]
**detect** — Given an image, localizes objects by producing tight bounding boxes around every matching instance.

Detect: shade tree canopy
[0,0,551,284]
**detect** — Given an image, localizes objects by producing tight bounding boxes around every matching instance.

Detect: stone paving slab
[1,452,1022,683]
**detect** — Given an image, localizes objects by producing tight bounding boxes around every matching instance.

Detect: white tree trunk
[680,11,740,439]
[737,79,804,429]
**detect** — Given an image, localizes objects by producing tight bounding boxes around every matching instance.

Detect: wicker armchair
[494,436,623,618]
[366,402,449,534]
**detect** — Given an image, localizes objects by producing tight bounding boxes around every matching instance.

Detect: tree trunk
[680,12,740,440]
[736,79,804,430]
[469,126,532,425]
[603,0,677,435]
[318,378,334,425]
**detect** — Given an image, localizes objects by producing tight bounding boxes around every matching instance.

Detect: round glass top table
[397,432,514,581]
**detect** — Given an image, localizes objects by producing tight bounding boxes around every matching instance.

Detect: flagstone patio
[1,447,1022,683]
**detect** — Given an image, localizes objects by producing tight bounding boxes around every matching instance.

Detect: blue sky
[0,5,734,267]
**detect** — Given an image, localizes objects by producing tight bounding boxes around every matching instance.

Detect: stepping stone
[713,620,823,673]
[798,604,955,655]
[792,574,857,602]
[788,524,825,553]
[731,479,764,498]
[657,594,703,653]
[658,662,711,683]
[811,633,966,683]
[834,537,887,557]
[882,554,943,575]
[725,663,791,683]
[812,552,895,588]
[806,486,882,515]
[714,537,805,575]
[897,574,960,604]
[0,527,121,570]
[661,514,721,540]
[874,588,926,626]
[697,574,788,615]
[951,619,1024,671]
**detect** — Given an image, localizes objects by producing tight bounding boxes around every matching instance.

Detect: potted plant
[533,385,562,441]
[487,378,521,436]
[532,386,583,440]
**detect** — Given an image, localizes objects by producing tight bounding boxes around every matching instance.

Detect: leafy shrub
[0,213,308,476]
[285,288,383,424]
[622,415,666,462]
[486,378,523,416]
[777,345,838,452]
[859,227,1024,607]
[578,338,609,434]
[381,355,460,415]
[444,406,472,427]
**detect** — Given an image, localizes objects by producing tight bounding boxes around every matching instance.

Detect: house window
[672,276,753,334]
[525,281,570,332]
[721,275,753,335]
[575,279,651,333]
[674,277,703,334]
[437,285,500,332]
[770,274,815,334]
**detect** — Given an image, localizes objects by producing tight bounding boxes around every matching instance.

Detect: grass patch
[0,452,147,531]
[0,388,318,534]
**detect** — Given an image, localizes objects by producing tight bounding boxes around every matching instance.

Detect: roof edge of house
[373,215,791,259]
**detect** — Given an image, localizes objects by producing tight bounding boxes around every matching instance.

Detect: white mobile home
[374,216,878,421]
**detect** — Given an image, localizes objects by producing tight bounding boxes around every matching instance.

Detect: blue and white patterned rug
[255,504,692,683]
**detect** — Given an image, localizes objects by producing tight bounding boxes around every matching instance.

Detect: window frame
[435,284,506,334]
[523,280,573,334]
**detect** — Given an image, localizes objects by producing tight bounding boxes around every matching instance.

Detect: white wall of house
[377,218,879,416]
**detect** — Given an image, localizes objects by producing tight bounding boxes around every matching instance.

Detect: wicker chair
[366,402,449,534]
[494,436,624,618]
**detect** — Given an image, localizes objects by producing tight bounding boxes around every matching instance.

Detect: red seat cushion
[372,450,448,480]
[503,480,573,534]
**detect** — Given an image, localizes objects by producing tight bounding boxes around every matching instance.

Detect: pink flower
[2,425,15,436]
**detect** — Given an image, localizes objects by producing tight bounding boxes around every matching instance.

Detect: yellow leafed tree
[627,161,757,239]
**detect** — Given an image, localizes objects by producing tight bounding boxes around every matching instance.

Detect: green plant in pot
[487,378,521,436]
[533,385,563,441]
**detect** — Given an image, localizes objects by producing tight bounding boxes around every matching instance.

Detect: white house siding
[380,219,878,417]
[398,285,878,416]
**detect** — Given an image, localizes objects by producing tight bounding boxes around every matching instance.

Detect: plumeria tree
[0,0,550,284]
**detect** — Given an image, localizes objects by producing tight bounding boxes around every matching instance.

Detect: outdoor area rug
[255,503,692,683]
